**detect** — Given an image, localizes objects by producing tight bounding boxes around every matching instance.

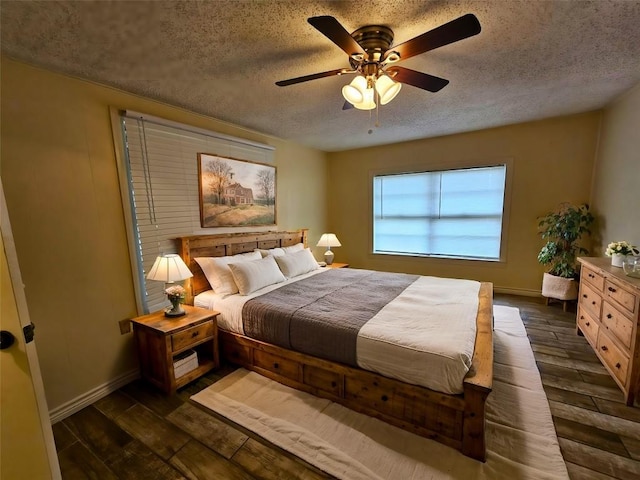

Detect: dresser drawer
[254,350,301,381]
[582,265,605,291]
[604,279,638,316]
[597,331,629,386]
[171,321,214,352]
[579,283,603,318]
[602,302,634,349]
[577,306,599,348]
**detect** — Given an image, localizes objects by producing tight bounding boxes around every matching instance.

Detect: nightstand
[326,262,349,269]
[131,305,219,394]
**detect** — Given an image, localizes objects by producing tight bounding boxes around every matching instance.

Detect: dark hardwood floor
[52,294,640,479]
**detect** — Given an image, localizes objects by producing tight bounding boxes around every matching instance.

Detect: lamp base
[165,302,186,317]
[324,249,335,265]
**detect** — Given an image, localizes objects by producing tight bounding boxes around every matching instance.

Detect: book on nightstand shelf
[173,349,198,378]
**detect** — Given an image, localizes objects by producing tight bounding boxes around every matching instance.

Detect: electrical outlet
[119,319,132,335]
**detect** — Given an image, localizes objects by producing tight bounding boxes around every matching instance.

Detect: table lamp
[146,254,193,317]
[316,233,342,265]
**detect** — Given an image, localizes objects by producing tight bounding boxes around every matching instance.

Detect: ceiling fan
[276,14,481,110]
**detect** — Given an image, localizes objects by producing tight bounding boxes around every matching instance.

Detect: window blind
[120,112,275,313]
[373,165,507,260]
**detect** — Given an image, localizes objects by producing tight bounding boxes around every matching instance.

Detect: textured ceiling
[2,0,640,152]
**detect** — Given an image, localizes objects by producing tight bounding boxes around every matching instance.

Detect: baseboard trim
[49,369,140,424]
[493,286,541,298]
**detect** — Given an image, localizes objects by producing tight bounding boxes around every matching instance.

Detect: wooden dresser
[576,257,640,406]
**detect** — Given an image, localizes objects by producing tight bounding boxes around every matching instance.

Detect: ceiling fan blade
[387,14,481,62]
[388,67,449,92]
[342,101,354,110]
[276,68,345,86]
[308,16,366,57]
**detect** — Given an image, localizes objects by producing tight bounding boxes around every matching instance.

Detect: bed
[177,229,493,461]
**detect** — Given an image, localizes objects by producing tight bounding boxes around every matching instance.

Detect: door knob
[0,331,16,350]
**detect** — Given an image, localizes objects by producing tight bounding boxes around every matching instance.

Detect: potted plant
[537,203,594,303]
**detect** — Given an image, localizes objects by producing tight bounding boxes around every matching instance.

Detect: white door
[1,180,61,479]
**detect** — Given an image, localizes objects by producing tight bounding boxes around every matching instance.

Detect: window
[373,165,507,260]
[115,110,275,313]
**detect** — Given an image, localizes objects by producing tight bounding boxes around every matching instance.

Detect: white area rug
[192,306,569,479]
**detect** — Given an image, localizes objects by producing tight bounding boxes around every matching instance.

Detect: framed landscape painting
[198,153,276,227]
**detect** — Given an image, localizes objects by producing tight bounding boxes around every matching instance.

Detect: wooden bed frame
[177,229,493,461]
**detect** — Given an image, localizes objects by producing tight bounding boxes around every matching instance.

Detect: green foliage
[537,203,594,279]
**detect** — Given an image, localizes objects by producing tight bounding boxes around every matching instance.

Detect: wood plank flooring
[53,294,640,479]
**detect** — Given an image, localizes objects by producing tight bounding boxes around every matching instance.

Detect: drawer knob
[583,294,588,298]
[191,331,199,338]
[601,345,608,352]
[585,322,590,326]
[615,362,621,369]
[381,395,389,402]
[588,274,594,278]
[331,381,337,388]
[273,362,279,369]
[608,287,617,293]
[592,301,596,305]
[606,313,612,319]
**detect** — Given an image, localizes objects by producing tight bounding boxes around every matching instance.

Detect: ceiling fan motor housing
[352,25,394,63]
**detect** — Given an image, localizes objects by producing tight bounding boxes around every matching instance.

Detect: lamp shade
[375,74,402,105]
[316,233,342,248]
[146,254,193,282]
[342,76,377,111]
[353,85,376,110]
[342,76,367,104]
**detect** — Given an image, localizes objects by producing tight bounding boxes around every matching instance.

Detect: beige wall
[0,57,327,413]
[327,112,601,294]
[590,82,640,252]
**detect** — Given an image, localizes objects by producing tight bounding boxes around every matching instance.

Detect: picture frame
[198,153,276,228]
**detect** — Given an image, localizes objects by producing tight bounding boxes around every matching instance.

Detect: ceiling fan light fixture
[342,75,368,104]
[353,85,376,110]
[375,74,402,105]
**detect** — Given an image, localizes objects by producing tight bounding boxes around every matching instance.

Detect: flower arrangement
[605,241,639,257]
[165,285,186,302]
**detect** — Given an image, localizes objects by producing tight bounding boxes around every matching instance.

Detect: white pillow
[256,242,304,257]
[228,256,286,295]
[256,247,286,258]
[275,248,320,279]
[195,251,262,294]
[282,242,305,254]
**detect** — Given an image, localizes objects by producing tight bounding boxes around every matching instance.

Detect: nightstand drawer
[172,321,214,352]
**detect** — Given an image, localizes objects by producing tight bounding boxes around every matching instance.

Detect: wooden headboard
[176,229,308,302]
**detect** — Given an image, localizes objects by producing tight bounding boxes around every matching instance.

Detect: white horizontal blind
[120,113,275,313]
[373,165,507,260]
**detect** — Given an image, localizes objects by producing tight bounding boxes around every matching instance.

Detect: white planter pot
[611,254,626,267]
[541,273,578,301]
